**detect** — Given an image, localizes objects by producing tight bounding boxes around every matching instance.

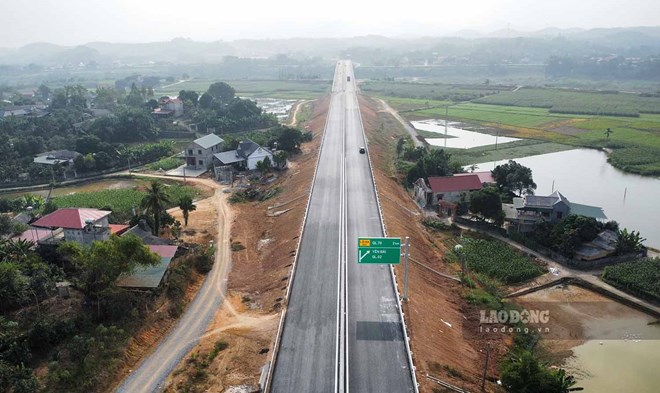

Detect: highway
[270,61,415,392]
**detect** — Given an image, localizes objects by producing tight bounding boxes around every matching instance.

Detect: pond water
[473,148,660,249]
[412,119,519,149]
[247,97,297,121]
[564,316,660,392]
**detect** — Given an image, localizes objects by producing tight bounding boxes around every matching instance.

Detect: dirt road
[115,176,234,393]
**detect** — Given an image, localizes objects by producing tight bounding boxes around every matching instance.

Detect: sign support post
[403,236,410,301]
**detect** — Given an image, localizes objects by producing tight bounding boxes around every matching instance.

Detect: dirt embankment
[360,95,510,393]
[163,96,329,392]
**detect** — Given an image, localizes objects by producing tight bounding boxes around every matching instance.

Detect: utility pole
[403,236,410,301]
[454,244,466,284]
[481,342,491,392]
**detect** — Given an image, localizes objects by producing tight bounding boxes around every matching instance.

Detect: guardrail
[355,81,420,393]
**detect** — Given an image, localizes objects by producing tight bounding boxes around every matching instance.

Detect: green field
[53,181,200,217]
[602,257,660,302]
[461,238,545,284]
[446,140,575,166]
[362,80,504,102]
[384,96,660,175]
[155,79,331,99]
[474,87,660,116]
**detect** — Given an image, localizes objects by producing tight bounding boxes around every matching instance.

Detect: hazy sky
[1,0,660,47]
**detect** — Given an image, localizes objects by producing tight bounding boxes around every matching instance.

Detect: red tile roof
[427,174,483,193]
[14,228,53,242]
[32,208,111,229]
[109,224,130,235]
[454,171,494,184]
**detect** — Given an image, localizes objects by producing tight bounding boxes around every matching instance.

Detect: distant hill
[1,26,659,66]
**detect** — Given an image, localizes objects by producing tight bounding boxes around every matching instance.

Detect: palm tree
[178,196,196,226]
[141,181,171,235]
[553,368,584,392]
[605,127,613,140]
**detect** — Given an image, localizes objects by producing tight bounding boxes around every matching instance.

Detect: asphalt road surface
[271,61,414,392]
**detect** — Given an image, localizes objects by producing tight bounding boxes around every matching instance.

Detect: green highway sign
[357,237,401,264]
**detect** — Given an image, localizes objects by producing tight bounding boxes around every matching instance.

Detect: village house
[184,133,224,170]
[413,171,495,208]
[213,139,274,171]
[31,208,115,245]
[503,191,607,233]
[33,150,82,180]
[152,97,183,118]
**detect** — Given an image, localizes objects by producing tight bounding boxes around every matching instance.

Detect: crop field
[446,140,575,165]
[361,80,505,102]
[53,182,200,215]
[388,99,660,175]
[602,257,660,302]
[156,79,330,99]
[474,87,660,116]
[461,238,545,284]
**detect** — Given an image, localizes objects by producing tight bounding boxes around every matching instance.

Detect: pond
[564,319,660,393]
[246,97,298,121]
[412,119,519,149]
[517,285,660,392]
[472,148,660,249]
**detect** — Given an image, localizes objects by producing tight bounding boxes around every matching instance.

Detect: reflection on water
[473,149,660,248]
[564,318,660,393]
[248,97,297,120]
[412,119,519,149]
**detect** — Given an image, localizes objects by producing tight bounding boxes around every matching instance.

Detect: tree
[256,156,272,173]
[37,84,51,101]
[198,92,214,109]
[615,228,646,255]
[604,127,613,140]
[405,148,453,185]
[140,181,172,235]
[178,90,199,106]
[500,350,581,393]
[124,83,145,107]
[178,196,196,226]
[273,150,288,169]
[207,82,235,104]
[65,234,159,317]
[492,160,537,197]
[0,261,28,311]
[396,137,406,158]
[469,186,505,226]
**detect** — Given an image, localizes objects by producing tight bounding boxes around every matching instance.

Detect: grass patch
[447,140,575,165]
[144,157,183,171]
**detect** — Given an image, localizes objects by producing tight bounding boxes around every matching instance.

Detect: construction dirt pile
[163,97,329,392]
[359,95,511,393]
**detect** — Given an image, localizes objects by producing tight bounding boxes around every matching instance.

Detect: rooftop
[193,133,224,149]
[427,174,483,193]
[454,171,495,184]
[32,208,111,230]
[116,245,179,289]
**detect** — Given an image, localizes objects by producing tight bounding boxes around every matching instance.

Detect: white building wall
[247,148,273,170]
